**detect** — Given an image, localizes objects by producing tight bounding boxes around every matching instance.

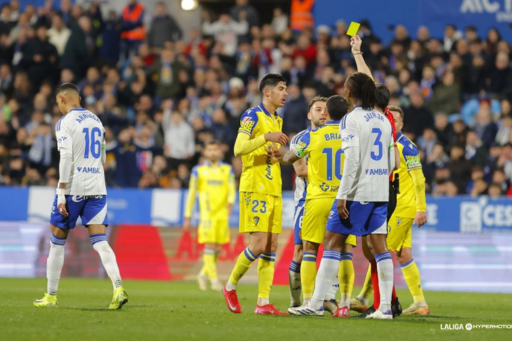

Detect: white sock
[259,298,270,306]
[356,295,368,305]
[47,235,66,296]
[310,250,341,310]
[91,235,123,290]
[289,260,302,306]
[226,281,236,291]
[375,252,394,312]
[325,274,339,301]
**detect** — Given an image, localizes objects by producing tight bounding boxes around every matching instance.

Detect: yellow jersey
[293,121,344,199]
[238,104,283,197]
[393,132,423,219]
[184,161,236,221]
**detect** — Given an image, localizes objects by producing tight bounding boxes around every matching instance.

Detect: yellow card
[347,22,360,36]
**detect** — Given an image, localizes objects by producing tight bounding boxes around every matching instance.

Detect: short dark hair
[259,73,286,94]
[205,140,221,147]
[308,96,327,111]
[56,82,79,95]
[387,105,404,121]
[375,84,390,110]
[326,95,349,120]
[345,72,377,110]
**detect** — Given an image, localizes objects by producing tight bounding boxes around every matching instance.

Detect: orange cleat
[222,286,242,314]
[332,306,350,318]
[255,304,289,315]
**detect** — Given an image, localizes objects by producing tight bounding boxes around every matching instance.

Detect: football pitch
[1,278,510,341]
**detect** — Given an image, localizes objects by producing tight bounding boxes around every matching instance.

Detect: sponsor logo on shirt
[77,167,101,174]
[253,216,260,226]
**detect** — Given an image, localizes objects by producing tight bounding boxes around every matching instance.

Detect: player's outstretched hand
[337,199,349,220]
[350,35,362,54]
[264,132,288,145]
[414,211,427,228]
[183,217,191,231]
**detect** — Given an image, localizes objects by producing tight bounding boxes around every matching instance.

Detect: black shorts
[387,181,397,221]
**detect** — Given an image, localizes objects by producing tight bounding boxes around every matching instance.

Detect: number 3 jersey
[55,108,107,196]
[292,121,343,199]
[338,107,394,202]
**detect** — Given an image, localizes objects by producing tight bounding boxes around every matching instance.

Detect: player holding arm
[222,74,289,315]
[386,106,429,315]
[183,141,236,292]
[34,83,127,309]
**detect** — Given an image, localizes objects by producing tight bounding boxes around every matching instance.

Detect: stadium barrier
[0,187,511,293]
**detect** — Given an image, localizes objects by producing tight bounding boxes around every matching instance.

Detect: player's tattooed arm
[279,149,300,165]
[293,157,307,177]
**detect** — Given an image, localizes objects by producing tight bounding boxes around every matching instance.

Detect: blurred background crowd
[1,0,512,197]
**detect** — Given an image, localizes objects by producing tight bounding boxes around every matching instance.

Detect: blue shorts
[50,195,108,229]
[326,200,387,237]
[293,201,305,245]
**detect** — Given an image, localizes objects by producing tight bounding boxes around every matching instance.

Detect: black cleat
[392,296,402,318]
[356,305,375,318]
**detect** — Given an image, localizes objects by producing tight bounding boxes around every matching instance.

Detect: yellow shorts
[302,198,357,246]
[239,192,282,234]
[387,215,414,251]
[302,198,334,244]
[198,219,230,245]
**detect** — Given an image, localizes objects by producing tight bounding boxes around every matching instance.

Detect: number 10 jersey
[55,108,107,196]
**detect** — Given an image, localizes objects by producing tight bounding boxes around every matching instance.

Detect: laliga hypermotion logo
[461,0,512,22]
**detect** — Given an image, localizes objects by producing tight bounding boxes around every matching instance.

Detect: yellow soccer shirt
[238,104,283,197]
[184,161,236,221]
[393,132,424,219]
[292,121,343,199]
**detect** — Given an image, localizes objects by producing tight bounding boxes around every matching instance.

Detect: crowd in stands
[1,0,512,197]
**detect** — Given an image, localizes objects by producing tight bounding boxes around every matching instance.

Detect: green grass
[1,278,511,341]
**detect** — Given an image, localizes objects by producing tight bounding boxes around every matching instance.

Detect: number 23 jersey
[55,108,107,196]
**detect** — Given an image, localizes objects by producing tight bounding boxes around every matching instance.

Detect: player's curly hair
[345,72,377,110]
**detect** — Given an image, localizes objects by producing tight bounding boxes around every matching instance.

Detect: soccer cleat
[288,302,324,316]
[323,299,338,315]
[391,296,402,318]
[108,286,128,310]
[403,302,430,316]
[366,309,393,320]
[356,305,375,318]
[197,274,208,291]
[33,293,58,308]
[255,304,288,315]
[350,297,368,313]
[222,286,242,314]
[332,306,350,318]
[210,280,223,292]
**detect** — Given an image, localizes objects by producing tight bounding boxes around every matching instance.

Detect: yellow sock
[203,249,217,281]
[301,252,317,300]
[401,259,426,303]
[339,253,354,307]
[358,263,373,300]
[257,253,276,301]
[228,247,257,286]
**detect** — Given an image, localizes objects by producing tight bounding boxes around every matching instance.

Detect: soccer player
[222,73,289,315]
[291,73,395,319]
[285,96,354,314]
[386,106,429,315]
[349,34,402,318]
[281,95,356,317]
[34,83,127,309]
[183,140,236,292]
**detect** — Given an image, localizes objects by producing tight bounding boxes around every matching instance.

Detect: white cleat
[210,280,223,292]
[197,274,208,291]
[288,302,324,316]
[366,309,393,320]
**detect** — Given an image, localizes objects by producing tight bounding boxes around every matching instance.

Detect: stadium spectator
[201,10,248,56]
[163,108,194,170]
[47,14,71,56]
[272,8,288,35]
[148,2,182,50]
[230,0,260,29]
[120,0,146,61]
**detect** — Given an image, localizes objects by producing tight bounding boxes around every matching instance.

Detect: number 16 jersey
[55,108,107,196]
